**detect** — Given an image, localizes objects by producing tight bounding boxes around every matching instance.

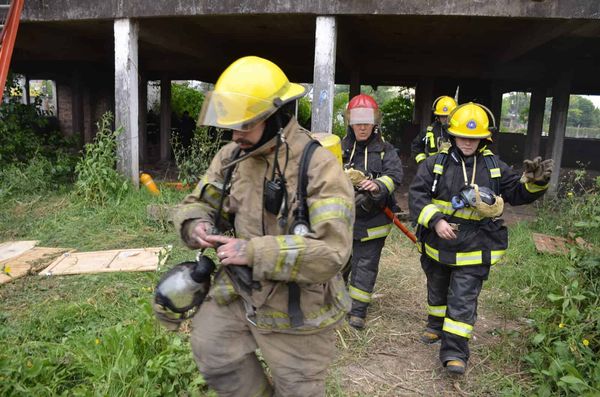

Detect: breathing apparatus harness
[217,125,321,328]
[431,104,503,219]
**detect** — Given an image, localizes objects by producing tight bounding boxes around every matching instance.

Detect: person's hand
[205,235,249,266]
[190,221,216,249]
[521,157,554,183]
[357,179,380,192]
[434,219,457,240]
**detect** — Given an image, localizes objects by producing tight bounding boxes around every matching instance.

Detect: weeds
[74,112,130,206]
[484,172,600,396]
[171,127,224,185]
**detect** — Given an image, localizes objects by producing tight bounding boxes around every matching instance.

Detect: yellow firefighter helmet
[432,96,457,116]
[198,56,306,131]
[447,102,494,139]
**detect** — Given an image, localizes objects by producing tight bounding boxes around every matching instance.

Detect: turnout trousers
[190,297,336,397]
[420,256,490,364]
[348,237,386,319]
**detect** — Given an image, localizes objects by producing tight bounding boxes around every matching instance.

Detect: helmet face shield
[347,107,379,125]
[198,91,277,131]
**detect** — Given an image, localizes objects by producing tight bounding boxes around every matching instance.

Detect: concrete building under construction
[12,0,600,192]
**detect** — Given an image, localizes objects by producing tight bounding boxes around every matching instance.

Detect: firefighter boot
[348,315,365,330]
[420,330,441,344]
[445,359,466,375]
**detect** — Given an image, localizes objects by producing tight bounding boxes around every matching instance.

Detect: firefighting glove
[355,191,376,217]
[521,156,553,184]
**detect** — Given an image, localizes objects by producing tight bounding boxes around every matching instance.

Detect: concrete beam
[160,78,171,161]
[114,18,140,186]
[524,85,546,159]
[22,1,600,22]
[546,73,572,196]
[496,20,582,63]
[311,16,337,134]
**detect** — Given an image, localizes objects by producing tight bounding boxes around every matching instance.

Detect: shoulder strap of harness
[431,147,449,196]
[431,147,502,196]
[288,139,321,328]
[482,149,501,195]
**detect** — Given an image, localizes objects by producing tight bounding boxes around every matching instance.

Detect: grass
[2,181,598,396]
[0,187,216,396]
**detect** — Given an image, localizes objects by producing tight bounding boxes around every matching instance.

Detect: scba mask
[451,184,504,218]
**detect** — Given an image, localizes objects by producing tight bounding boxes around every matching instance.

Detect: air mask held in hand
[451,184,504,218]
[153,251,215,330]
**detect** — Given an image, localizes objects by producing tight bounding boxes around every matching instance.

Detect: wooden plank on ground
[40,246,171,276]
[0,240,38,262]
[532,232,569,255]
[0,247,73,284]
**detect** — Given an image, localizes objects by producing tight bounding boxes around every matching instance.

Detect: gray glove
[521,156,553,183]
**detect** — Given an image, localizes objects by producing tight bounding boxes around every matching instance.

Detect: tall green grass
[483,176,600,396]
[0,185,217,396]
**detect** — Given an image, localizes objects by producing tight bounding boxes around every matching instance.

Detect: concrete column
[414,78,433,131]
[160,78,171,161]
[139,78,147,166]
[349,69,360,99]
[24,76,30,104]
[311,16,337,134]
[546,73,571,196]
[71,70,84,142]
[524,86,545,159]
[489,82,503,151]
[114,18,140,186]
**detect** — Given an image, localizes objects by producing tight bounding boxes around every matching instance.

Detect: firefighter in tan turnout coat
[173,56,354,396]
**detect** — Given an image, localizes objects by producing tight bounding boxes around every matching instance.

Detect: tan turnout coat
[174,118,355,334]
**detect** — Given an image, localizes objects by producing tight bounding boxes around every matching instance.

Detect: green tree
[170,82,204,120]
[567,96,597,127]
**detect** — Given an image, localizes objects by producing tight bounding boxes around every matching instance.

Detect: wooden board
[532,233,569,255]
[0,247,73,284]
[0,240,38,262]
[40,246,171,276]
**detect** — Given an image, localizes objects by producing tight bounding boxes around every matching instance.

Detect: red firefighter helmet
[345,94,381,125]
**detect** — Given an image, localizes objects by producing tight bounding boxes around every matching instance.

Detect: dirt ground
[333,233,529,396]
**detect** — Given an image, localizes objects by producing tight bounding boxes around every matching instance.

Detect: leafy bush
[171,82,205,120]
[74,112,130,205]
[0,75,78,198]
[297,96,311,129]
[171,126,224,185]
[380,95,414,146]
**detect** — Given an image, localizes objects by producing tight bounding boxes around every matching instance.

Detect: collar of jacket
[449,147,477,166]
[342,133,384,152]
[220,117,301,171]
